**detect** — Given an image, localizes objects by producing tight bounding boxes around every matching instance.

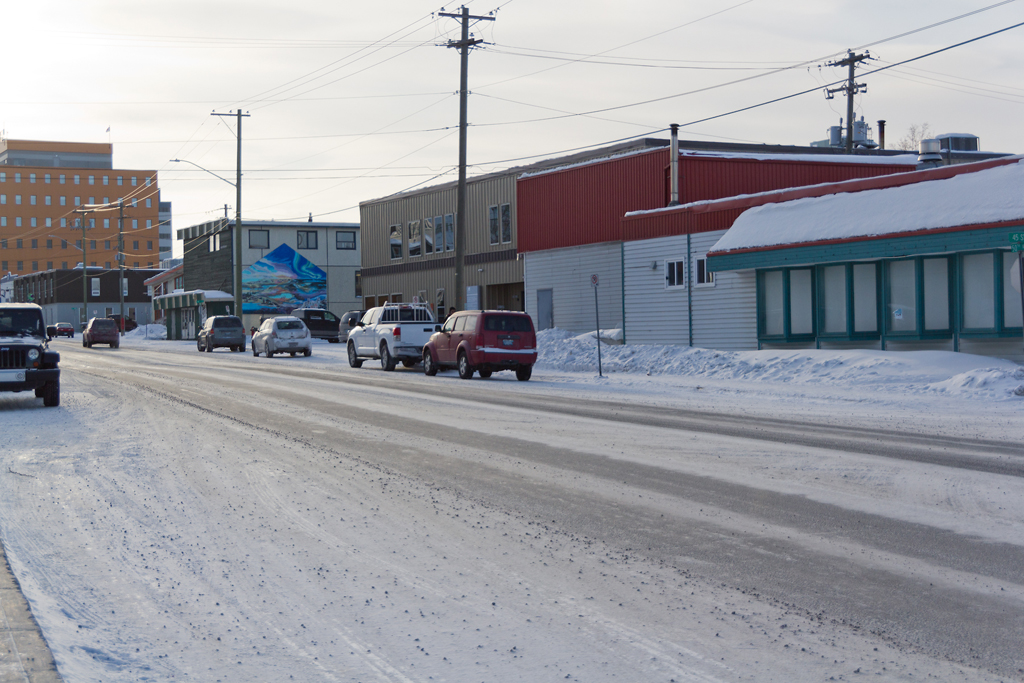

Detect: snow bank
[124,323,167,340]
[535,328,1024,400]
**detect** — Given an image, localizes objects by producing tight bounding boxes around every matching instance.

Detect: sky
[2,0,1023,254]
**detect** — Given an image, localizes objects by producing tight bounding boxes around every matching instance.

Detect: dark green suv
[0,303,61,407]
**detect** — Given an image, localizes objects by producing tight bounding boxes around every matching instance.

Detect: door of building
[537,289,553,330]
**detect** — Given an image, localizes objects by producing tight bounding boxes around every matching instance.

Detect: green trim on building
[708,224,1024,272]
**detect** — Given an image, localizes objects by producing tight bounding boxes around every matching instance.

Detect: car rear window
[277,320,304,330]
[213,317,243,328]
[93,319,116,330]
[483,314,532,332]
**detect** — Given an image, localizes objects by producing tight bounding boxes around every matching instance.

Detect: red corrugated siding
[517,150,913,252]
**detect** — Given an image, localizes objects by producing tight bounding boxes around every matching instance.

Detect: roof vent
[917,139,943,169]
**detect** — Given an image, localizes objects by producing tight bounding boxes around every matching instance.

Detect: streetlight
[71,208,97,329]
[171,151,244,319]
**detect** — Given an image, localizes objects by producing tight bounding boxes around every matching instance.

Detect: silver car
[198,315,246,353]
[251,316,312,358]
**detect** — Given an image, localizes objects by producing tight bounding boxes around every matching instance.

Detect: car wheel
[423,351,438,376]
[197,339,204,352]
[112,342,119,349]
[252,344,259,357]
[206,341,213,352]
[303,348,312,357]
[290,351,297,357]
[42,379,60,407]
[402,359,416,369]
[380,343,396,371]
[457,351,474,379]
[516,365,533,382]
[86,341,93,348]
[82,339,87,347]
[347,341,363,368]
[478,368,492,379]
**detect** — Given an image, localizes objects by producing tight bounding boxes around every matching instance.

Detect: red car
[83,317,120,348]
[423,310,536,381]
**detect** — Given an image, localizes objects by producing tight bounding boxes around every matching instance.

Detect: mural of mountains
[243,244,326,282]
[242,244,327,314]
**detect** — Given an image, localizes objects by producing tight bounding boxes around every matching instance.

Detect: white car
[251,316,312,358]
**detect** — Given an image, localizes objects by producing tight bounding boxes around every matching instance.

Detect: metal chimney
[877,120,886,150]
[917,139,943,169]
[669,123,679,206]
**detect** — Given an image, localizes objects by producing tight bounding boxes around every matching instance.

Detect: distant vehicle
[346,303,436,371]
[197,315,247,353]
[251,316,312,358]
[292,308,343,343]
[423,310,536,381]
[339,310,364,343]
[54,322,75,338]
[0,303,60,406]
[82,317,119,349]
[109,314,138,332]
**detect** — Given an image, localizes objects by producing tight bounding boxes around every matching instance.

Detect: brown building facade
[0,139,161,278]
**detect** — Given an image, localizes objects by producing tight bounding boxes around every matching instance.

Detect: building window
[44,174,51,184]
[31,239,37,249]
[489,205,500,245]
[91,278,101,296]
[209,235,217,252]
[1,261,5,271]
[0,172,4,182]
[408,220,421,258]
[665,259,687,288]
[146,198,151,208]
[499,202,512,242]
[389,225,402,259]
[88,175,95,185]
[62,261,68,269]
[117,176,123,186]
[74,175,80,185]
[296,230,318,250]
[961,251,1022,333]
[0,238,5,247]
[29,173,36,184]
[30,195,36,206]
[47,261,52,270]
[434,216,444,256]
[90,240,96,250]
[44,195,51,206]
[61,239,67,249]
[31,261,38,272]
[14,173,21,183]
[132,198,137,208]
[131,177,137,186]
[146,220,152,229]
[133,240,140,251]
[61,218,67,227]
[0,218,5,227]
[14,195,21,205]
[15,218,21,227]
[46,239,52,249]
[103,219,110,229]
[59,174,65,184]
[355,269,362,297]
[249,229,270,249]
[336,230,356,250]
[105,240,111,250]
[423,218,433,255]
[693,256,715,287]
[102,176,109,186]
[132,219,138,229]
[30,218,37,228]
[147,240,153,251]
[105,261,111,269]
[16,261,23,272]
[445,214,455,252]
[759,268,816,340]
[0,194,4,205]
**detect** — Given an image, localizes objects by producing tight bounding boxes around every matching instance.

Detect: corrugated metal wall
[359,174,523,312]
[623,232,756,350]
[524,243,623,334]
[517,150,913,253]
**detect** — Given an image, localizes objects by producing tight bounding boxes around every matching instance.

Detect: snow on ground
[1,326,1021,682]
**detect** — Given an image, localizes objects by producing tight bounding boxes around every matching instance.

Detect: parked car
[198,315,247,352]
[109,314,138,332]
[347,303,436,371]
[251,316,312,358]
[292,308,343,343]
[339,310,365,343]
[82,317,120,348]
[46,322,75,339]
[0,303,60,406]
[423,310,536,381]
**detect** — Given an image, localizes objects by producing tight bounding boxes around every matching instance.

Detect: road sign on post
[591,274,602,378]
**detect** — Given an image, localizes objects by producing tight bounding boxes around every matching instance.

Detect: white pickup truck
[346,303,439,371]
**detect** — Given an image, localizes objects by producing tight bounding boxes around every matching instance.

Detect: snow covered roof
[710,156,1024,254]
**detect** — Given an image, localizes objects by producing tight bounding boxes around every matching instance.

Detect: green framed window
[883,256,953,339]
[959,250,1023,337]
[816,262,880,339]
[757,267,816,342]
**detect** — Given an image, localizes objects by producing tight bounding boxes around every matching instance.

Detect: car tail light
[393,326,401,340]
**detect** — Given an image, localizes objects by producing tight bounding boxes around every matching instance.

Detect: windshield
[213,317,243,328]
[277,320,304,330]
[92,319,117,330]
[483,314,532,332]
[0,309,45,337]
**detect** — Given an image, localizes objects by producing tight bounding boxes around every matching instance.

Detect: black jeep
[0,303,61,407]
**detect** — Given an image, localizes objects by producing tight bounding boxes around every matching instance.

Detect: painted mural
[242,244,327,314]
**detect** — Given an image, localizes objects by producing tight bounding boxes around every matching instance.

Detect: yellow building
[0,138,161,277]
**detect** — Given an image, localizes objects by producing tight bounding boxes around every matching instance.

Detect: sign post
[1011,233,1024,350]
[591,274,603,378]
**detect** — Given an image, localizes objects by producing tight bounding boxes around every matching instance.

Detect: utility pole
[211,110,249,318]
[825,50,871,153]
[118,199,125,334]
[72,210,92,327]
[439,6,494,311]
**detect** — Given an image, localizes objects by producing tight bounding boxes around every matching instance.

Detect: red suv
[83,317,120,348]
[423,310,536,381]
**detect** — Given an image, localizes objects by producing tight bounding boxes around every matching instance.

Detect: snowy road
[2,338,1023,682]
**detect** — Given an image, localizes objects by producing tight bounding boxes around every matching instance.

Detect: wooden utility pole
[825,50,870,153]
[439,6,494,311]
[211,110,249,318]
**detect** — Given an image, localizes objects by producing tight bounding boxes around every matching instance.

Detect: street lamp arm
[170,158,237,188]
